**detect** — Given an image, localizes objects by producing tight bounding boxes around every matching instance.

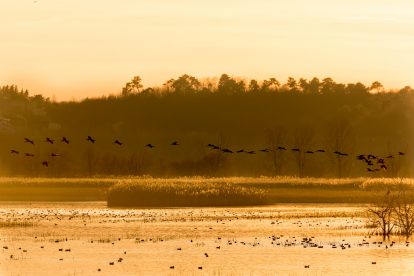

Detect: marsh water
[0,202,413,275]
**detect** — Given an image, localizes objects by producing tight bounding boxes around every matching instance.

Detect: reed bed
[107,180,269,207]
[0,176,413,204]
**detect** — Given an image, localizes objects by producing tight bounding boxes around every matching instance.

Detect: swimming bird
[114,140,123,146]
[61,137,70,144]
[10,149,19,154]
[170,141,179,146]
[24,138,34,145]
[86,136,96,143]
[46,137,54,144]
[145,144,155,148]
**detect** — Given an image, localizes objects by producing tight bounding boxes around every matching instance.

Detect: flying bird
[315,149,325,153]
[145,144,155,148]
[61,137,70,144]
[10,150,19,154]
[246,150,256,154]
[277,146,287,150]
[291,148,300,152]
[260,148,270,153]
[45,137,54,144]
[50,153,60,157]
[222,148,233,153]
[114,140,123,146]
[24,138,34,145]
[305,151,314,154]
[170,141,179,146]
[236,149,245,153]
[86,136,96,143]
[25,153,35,157]
[398,152,405,156]
[42,161,49,167]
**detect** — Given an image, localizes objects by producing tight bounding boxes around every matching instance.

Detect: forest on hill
[0,74,413,178]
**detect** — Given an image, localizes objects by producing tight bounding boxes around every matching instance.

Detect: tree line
[0,74,413,177]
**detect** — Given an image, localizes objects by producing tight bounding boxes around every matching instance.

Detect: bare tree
[367,191,396,239]
[395,189,414,238]
[266,126,288,175]
[325,119,355,178]
[292,126,314,177]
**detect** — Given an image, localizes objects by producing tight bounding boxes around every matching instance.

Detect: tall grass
[107,180,269,207]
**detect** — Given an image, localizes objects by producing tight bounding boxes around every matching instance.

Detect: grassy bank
[0,177,413,205]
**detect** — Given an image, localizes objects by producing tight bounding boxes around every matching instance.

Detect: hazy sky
[1,0,414,100]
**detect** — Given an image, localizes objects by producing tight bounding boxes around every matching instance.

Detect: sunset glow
[1,0,414,100]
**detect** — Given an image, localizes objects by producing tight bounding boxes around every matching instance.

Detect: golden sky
[1,0,414,100]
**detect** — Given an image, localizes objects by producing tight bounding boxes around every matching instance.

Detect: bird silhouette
[357,154,366,160]
[24,138,34,145]
[45,137,54,144]
[236,149,245,153]
[10,150,19,154]
[277,146,287,150]
[25,153,35,157]
[291,148,300,152]
[398,152,405,156]
[380,164,387,171]
[145,144,155,148]
[61,137,70,144]
[386,155,394,159]
[315,149,325,153]
[246,150,256,154]
[260,148,270,153]
[211,145,220,150]
[86,136,96,143]
[50,153,60,157]
[305,150,314,154]
[170,141,179,146]
[207,144,216,147]
[42,161,49,167]
[114,140,123,146]
[222,148,233,153]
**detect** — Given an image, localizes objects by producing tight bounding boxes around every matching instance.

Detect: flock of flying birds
[8,136,405,173]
